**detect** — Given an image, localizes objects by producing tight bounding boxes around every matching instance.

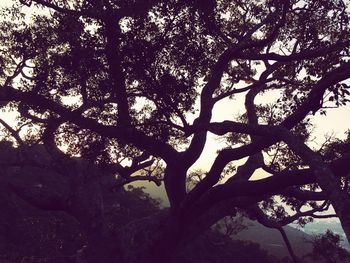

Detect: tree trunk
[115,211,185,263]
[76,233,121,263]
[277,227,300,263]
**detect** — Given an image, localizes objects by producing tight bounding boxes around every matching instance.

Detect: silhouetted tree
[0,142,280,263]
[1,0,350,262]
[305,230,350,263]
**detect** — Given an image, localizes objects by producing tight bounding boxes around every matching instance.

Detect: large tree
[1,0,350,262]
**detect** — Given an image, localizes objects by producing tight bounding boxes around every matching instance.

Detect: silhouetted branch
[0,118,24,145]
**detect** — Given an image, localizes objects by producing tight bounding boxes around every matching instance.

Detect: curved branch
[278,227,300,263]
[0,86,178,163]
[248,205,300,263]
[235,40,350,62]
[103,18,131,126]
[113,175,162,189]
[30,0,101,18]
[0,118,24,145]
[281,61,350,129]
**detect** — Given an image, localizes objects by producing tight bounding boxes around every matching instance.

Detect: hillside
[295,220,350,250]
[222,218,313,260]
[135,182,350,261]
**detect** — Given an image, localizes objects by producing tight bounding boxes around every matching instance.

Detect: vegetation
[0,144,281,263]
[305,230,350,263]
[1,0,350,262]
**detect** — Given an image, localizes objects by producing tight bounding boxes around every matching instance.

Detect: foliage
[305,230,350,263]
[0,153,277,263]
[1,0,350,262]
[0,169,159,262]
[175,230,279,263]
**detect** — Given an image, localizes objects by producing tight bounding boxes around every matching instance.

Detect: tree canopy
[306,230,350,263]
[1,0,350,262]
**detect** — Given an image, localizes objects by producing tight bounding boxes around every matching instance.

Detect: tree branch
[0,118,24,145]
[0,86,178,163]
[29,0,101,18]
[235,40,350,62]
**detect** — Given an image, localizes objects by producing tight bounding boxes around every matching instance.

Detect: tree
[1,0,350,262]
[0,142,281,263]
[305,230,350,263]
[0,143,161,263]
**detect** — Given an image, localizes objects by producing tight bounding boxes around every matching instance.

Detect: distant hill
[292,220,350,251]
[215,217,314,261]
[133,181,350,260]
